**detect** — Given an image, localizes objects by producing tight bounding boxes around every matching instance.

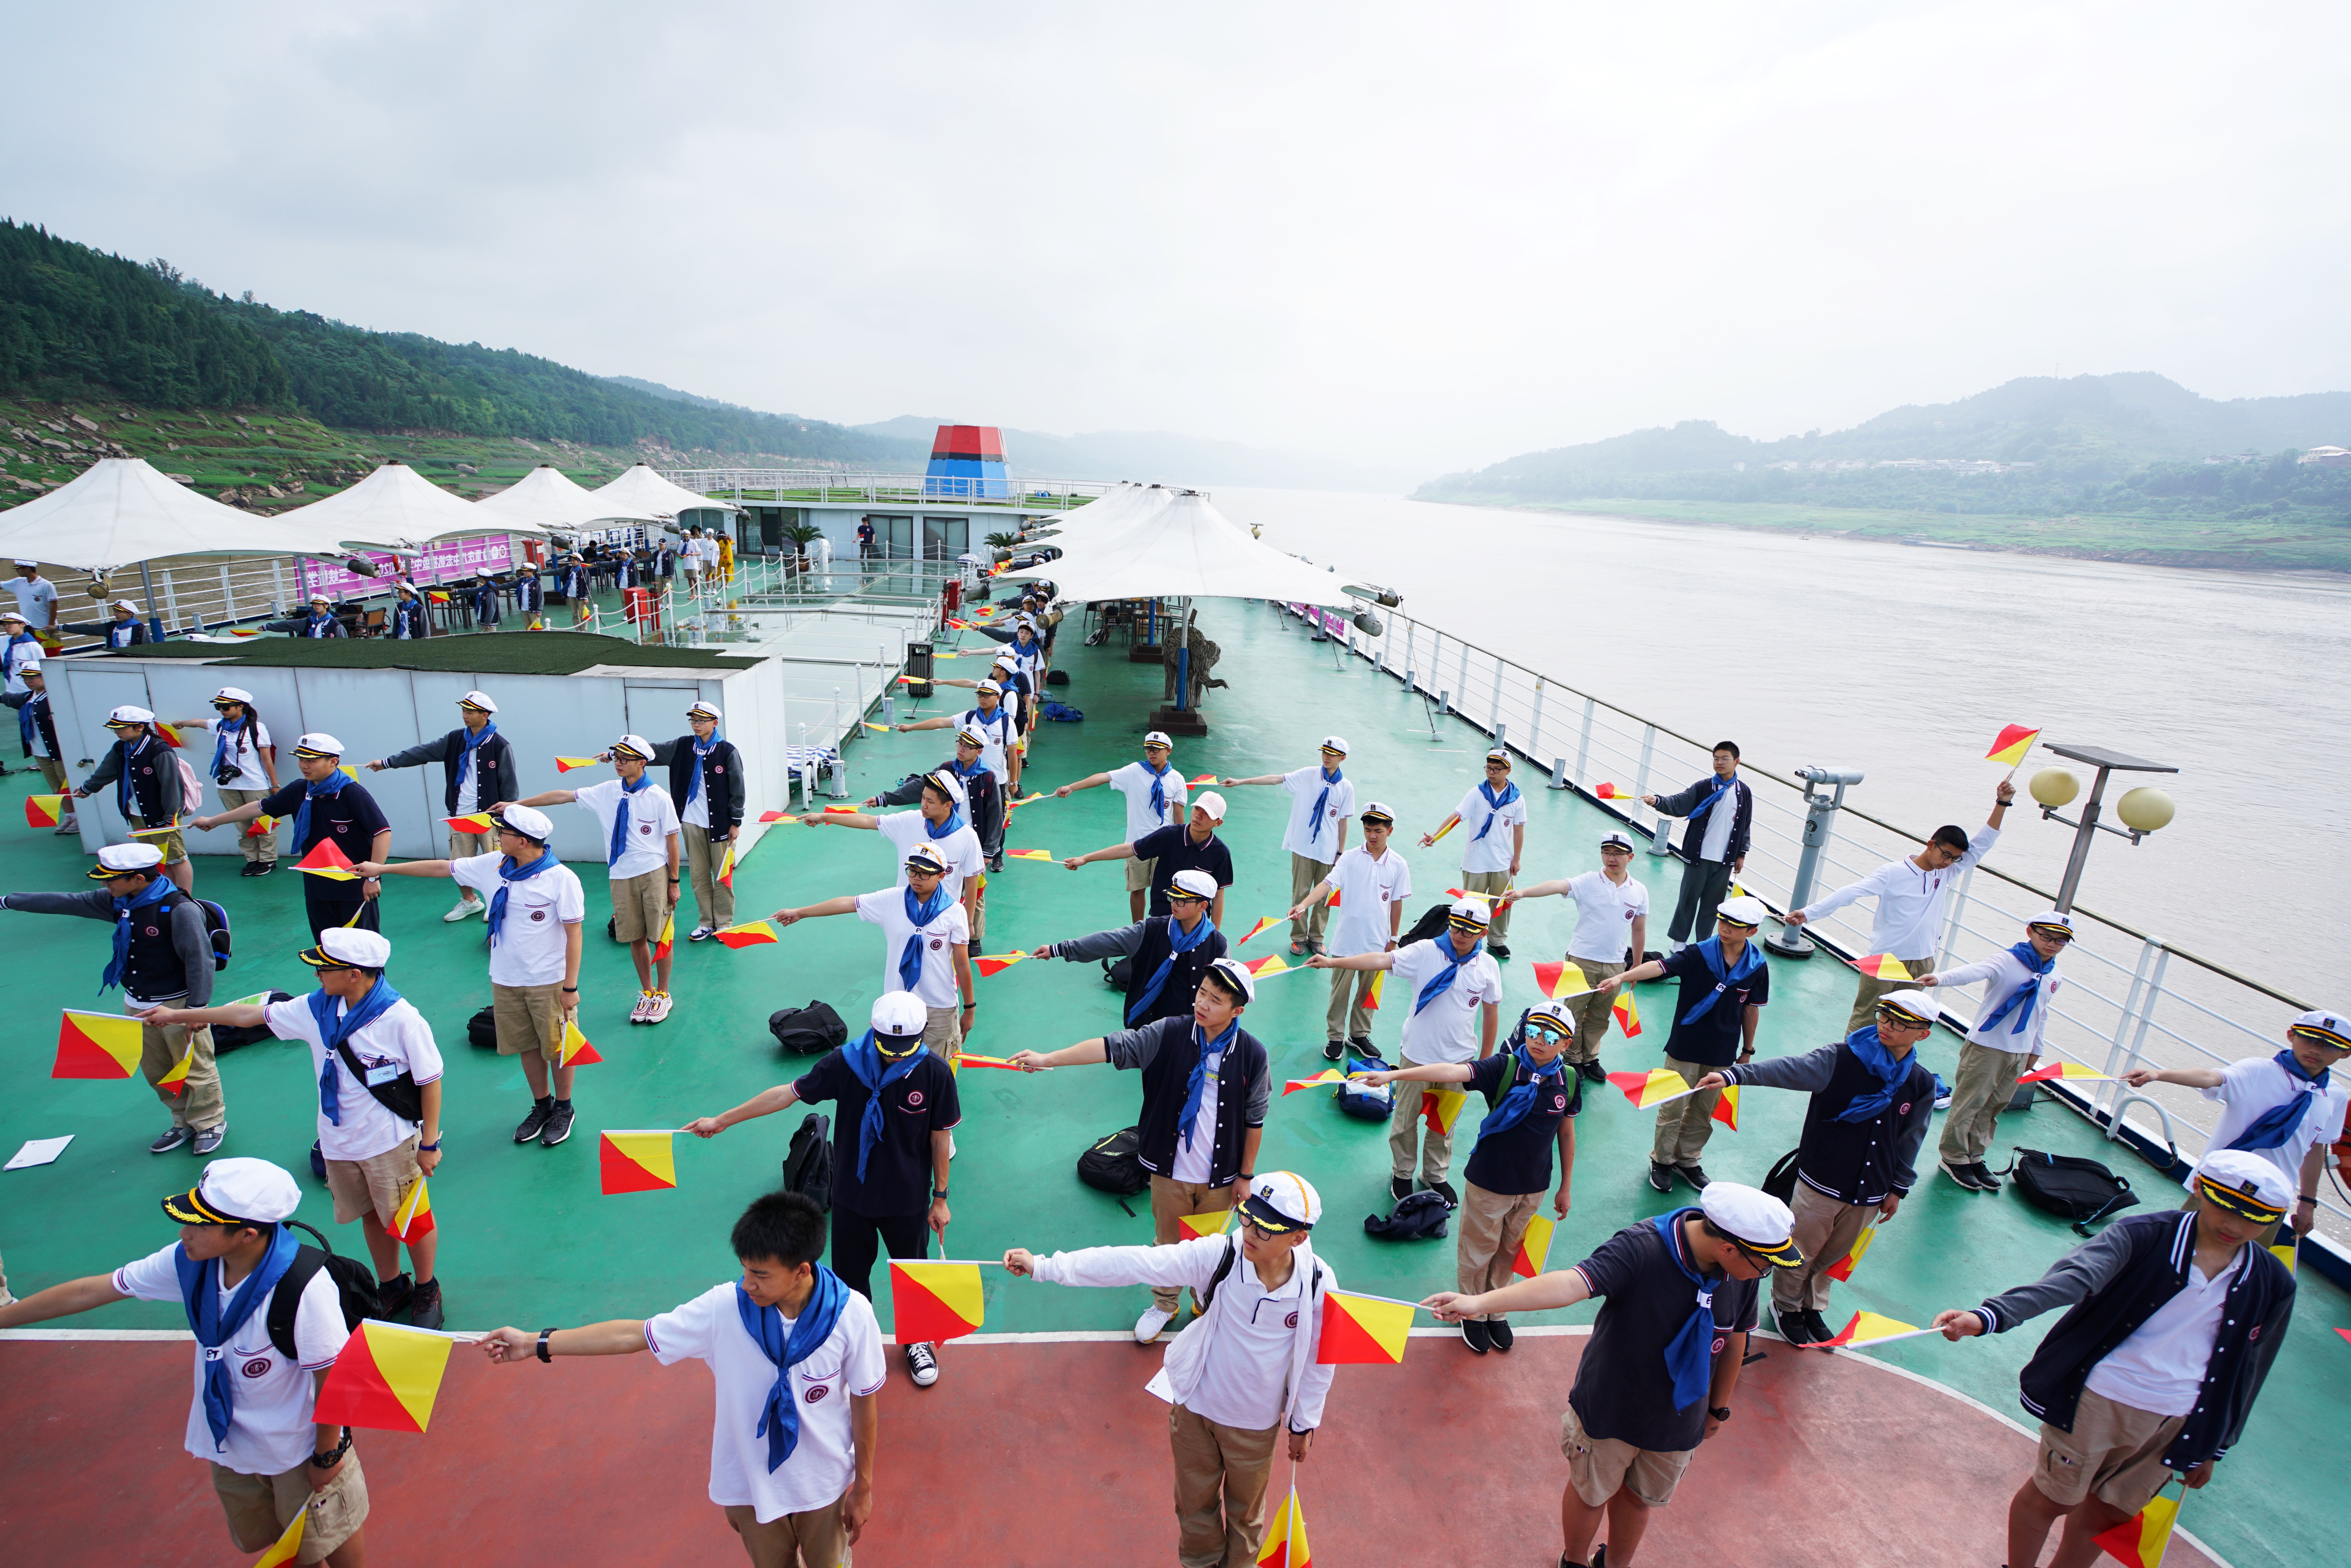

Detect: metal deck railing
[1273,598,2349,1267]
[657,470,1117,510]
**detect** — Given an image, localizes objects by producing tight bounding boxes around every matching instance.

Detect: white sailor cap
[1239,1171,1321,1234]
[13,655,39,674]
[112,598,142,613]
[1358,800,1396,824]
[2026,910,2077,941]
[105,704,156,728]
[976,680,1004,695]
[12,558,37,568]
[688,700,722,721]
[1715,895,1768,929]
[88,843,165,878]
[2289,1009,2351,1051]
[303,927,392,970]
[499,804,555,842]
[292,733,345,758]
[0,610,26,624]
[872,991,928,1041]
[1319,735,1349,756]
[308,593,331,605]
[903,842,949,876]
[921,769,968,805]
[611,734,654,762]
[210,687,255,706]
[955,725,988,749]
[1204,956,1256,1004]
[1485,748,1511,764]
[1599,829,1635,851]
[1446,898,1492,930]
[1699,1183,1805,1267]
[1168,868,1218,902]
[1143,731,1173,750]
[458,690,498,713]
[1875,989,1940,1026]
[162,1157,301,1228]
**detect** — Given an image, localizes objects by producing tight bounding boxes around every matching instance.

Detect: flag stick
[1795,1324,1946,1350]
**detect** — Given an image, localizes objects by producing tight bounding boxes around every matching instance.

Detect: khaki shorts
[1126,855,1156,892]
[325,1133,422,1228]
[2034,1387,2187,1514]
[923,1003,965,1067]
[1560,1402,1694,1509]
[130,816,188,865]
[211,1448,368,1563]
[610,867,669,943]
[493,981,566,1059]
[448,828,493,861]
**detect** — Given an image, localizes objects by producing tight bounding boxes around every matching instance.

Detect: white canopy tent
[1027,480,1166,539]
[275,461,533,550]
[476,464,650,532]
[0,457,348,571]
[588,463,743,524]
[997,490,1355,607]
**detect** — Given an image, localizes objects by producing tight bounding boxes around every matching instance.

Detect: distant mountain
[1423,373,2351,498]
[853,416,1422,493]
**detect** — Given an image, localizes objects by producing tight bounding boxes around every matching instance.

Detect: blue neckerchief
[609,773,650,866]
[1139,757,1173,823]
[1471,778,1522,842]
[454,721,498,798]
[303,611,336,637]
[682,732,720,809]
[968,704,1009,744]
[487,847,559,944]
[391,598,416,638]
[945,755,987,785]
[1178,1016,1241,1151]
[1834,1025,1912,1123]
[2226,1050,2332,1153]
[290,769,350,851]
[1976,942,2057,1037]
[1476,1043,1566,1140]
[1648,1210,1721,1411]
[19,689,44,751]
[1306,765,1342,847]
[102,876,174,992]
[3,631,35,675]
[210,716,245,780]
[309,975,405,1127]
[1413,934,1485,1015]
[735,1269,849,1473]
[114,732,152,817]
[925,806,966,840]
[842,1029,924,1181]
[1127,914,1216,1025]
[1689,775,1732,821]
[1678,936,1764,1027]
[173,1224,301,1449]
[900,884,952,991]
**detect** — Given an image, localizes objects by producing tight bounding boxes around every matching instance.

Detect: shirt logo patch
[1285,1311,1300,1328]
[1898,1102,1912,1115]
[804,1384,829,1403]
[241,1356,273,1378]
[1552,1094,1568,1110]
[530,909,547,921]
[639,824,652,834]
[905,1089,925,1108]
[929,937,943,950]
[1710,1336,1726,1355]
[144,925,159,936]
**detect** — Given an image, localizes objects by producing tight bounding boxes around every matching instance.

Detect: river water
[1211,487,2351,1002]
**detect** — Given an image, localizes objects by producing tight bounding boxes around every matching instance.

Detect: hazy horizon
[4,3,2346,472]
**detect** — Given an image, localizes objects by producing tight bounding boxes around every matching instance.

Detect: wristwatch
[310,1428,352,1468]
[932,1188,950,1202]
[1708,1406,1732,1423]
[418,1137,442,1152]
[536,1327,558,1364]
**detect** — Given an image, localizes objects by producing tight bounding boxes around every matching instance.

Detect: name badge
[364,1065,401,1087]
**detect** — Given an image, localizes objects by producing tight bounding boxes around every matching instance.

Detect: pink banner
[296,535,518,601]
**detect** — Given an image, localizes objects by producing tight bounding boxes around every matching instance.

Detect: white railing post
[1455,642,1470,716]
[1402,620,1418,691]
[1937,863,1977,970]
[1575,697,1596,784]
[1487,658,1503,735]
[1637,725,1670,855]
[218,565,237,622]
[2096,936,2166,1117]
[162,570,181,630]
[2107,946,2173,1137]
[1527,678,1545,760]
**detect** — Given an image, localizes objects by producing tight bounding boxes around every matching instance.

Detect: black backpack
[1078,1126,1150,1208]
[1364,1189,1453,1240]
[266,1219,380,1359]
[1762,1147,1802,1205]
[1103,956,1134,991]
[332,1034,425,1123]
[466,1005,498,1049]
[769,1001,848,1055]
[2002,1148,2140,1234]
[782,1113,833,1213]
[210,990,293,1053]
[1399,902,1455,946]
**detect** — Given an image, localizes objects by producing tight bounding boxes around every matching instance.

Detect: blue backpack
[1338,1049,1394,1121]
[1039,700,1084,722]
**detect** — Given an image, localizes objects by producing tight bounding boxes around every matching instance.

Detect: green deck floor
[2,595,2341,1568]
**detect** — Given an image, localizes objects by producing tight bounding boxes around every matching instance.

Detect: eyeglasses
[1877,1013,1933,1033]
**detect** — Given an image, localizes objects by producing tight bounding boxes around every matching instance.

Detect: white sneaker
[643,991,673,1024]
[444,898,483,923]
[1134,1305,1176,1344]
[628,990,654,1024]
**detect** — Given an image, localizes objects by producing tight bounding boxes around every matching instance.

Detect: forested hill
[0,220,918,465]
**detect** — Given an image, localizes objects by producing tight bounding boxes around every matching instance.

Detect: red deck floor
[0,1329,2226,1567]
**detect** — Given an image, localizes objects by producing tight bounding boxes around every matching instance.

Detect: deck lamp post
[2029,744,2179,913]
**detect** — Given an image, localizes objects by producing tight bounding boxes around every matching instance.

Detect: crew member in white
[1292,800,1412,1061]
[1503,829,1651,1083]
[1422,748,1525,958]
[1224,736,1355,956]
[1055,731,1188,921]
[1919,910,2074,1193]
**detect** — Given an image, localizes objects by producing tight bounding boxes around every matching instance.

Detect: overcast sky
[6,2,2347,473]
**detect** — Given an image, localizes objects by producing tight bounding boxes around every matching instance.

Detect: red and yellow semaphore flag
[1178,1209,1233,1239]
[1810,1310,1933,1350]
[972,952,1026,977]
[1854,953,1912,982]
[1245,954,1290,979]
[1607,1068,1695,1110]
[1708,1084,1740,1131]
[24,793,66,828]
[388,1174,435,1243]
[1237,914,1283,945]
[1612,989,1642,1037]
[1823,1224,1875,1282]
[652,909,676,964]
[1362,970,1385,1012]
[314,1320,455,1432]
[155,1042,193,1093]
[599,1130,678,1194]
[1533,960,1595,1000]
[1511,1212,1557,1278]
[712,921,777,949]
[553,1018,602,1068]
[253,1501,309,1568]
[294,839,359,880]
[2092,1483,2182,1568]
[1315,1290,1413,1364]
[1282,1069,1347,1096]
[443,813,495,834]
[1257,1485,1312,1567]
[54,1011,142,1079]
[889,1261,985,1343]
[554,755,602,773]
[1986,725,2042,767]
[2018,1061,2111,1084]
[717,845,735,889]
[1418,1085,1468,1133]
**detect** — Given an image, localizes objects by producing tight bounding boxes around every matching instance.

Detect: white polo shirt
[1110,760,1187,840]
[1392,936,1504,1065]
[1564,869,1650,963]
[961,704,1017,778]
[877,810,984,903]
[7,573,57,626]
[1324,843,1413,958]
[203,718,273,793]
[855,888,972,1007]
[1935,949,2065,1057]
[450,853,588,987]
[574,777,680,881]
[266,992,446,1161]
[2082,1245,2247,1418]
[113,1243,349,1476]
[1280,765,1355,861]
[645,1282,887,1523]
[1452,784,1526,875]
[2182,1052,2350,1197]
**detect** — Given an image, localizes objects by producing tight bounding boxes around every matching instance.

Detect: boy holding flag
[480,1190,884,1564]
[193,733,392,939]
[626,701,745,942]
[509,735,681,1024]
[1223,736,1355,955]
[1358,998,1580,1354]
[767,842,976,1059]
[1506,830,1652,1083]
[1054,731,1188,920]
[1295,800,1413,1061]
[364,690,517,923]
[1422,748,1525,957]
[1918,910,2076,1192]
[1032,867,1228,1029]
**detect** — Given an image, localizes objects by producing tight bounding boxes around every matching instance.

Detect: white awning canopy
[475,464,649,531]
[589,463,743,523]
[998,490,1354,607]
[274,461,531,550]
[0,458,344,572]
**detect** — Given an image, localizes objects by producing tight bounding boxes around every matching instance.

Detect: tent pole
[1173,596,1191,712]
[138,560,163,642]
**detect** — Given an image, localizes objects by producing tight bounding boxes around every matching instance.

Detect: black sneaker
[191,1124,227,1156]
[1427,1180,1459,1206]
[1348,1035,1374,1056]
[1461,1319,1491,1354]
[539,1102,576,1147]
[1488,941,1511,960]
[1390,1175,1414,1202]
[1647,1161,1675,1193]
[1970,1162,2003,1193]
[251,860,274,876]
[1576,1059,1607,1085]
[1681,1165,1710,1190]
[1323,1040,1344,1061]
[408,1279,444,1331]
[375,1273,415,1320]
[1592,1545,1609,1568]
[1774,1304,1818,1345]
[1803,1309,1838,1351]
[149,1126,194,1155]
[514,1100,555,1143]
[1487,1317,1515,1352]
[1940,1159,1986,1191]
[239,861,266,877]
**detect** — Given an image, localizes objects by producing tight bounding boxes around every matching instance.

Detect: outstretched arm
[771,896,860,927]
[508,790,580,810]
[684,1081,805,1138]
[479,1321,650,1363]
[1355,1061,1474,1087]
[1507,877,1571,903]
[1424,1265,1593,1321]
[1061,841,1137,869]
[0,1273,130,1328]
[1219,773,1284,787]
[1006,1038,1110,1071]
[1307,949,1398,973]
[1054,773,1112,796]
[352,858,454,880]
[801,812,879,830]
[899,716,956,732]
